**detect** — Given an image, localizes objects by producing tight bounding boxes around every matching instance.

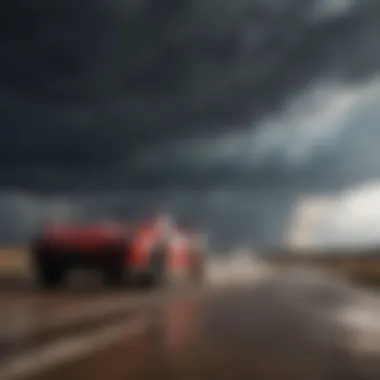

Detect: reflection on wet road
[22,293,207,380]
[2,268,380,379]
[0,276,210,380]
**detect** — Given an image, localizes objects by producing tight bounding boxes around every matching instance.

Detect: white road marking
[0,292,162,340]
[0,317,149,380]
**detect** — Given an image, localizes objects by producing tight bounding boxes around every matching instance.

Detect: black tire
[32,241,65,289]
[134,274,156,290]
[140,244,168,289]
[36,262,65,288]
[103,242,128,288]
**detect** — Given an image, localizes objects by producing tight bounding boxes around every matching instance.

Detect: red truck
[31,215,206,289]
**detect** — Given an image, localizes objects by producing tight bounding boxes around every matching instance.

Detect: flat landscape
[0,246,379,379]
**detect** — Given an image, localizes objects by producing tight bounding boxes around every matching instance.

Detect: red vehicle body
[31,216,206,289]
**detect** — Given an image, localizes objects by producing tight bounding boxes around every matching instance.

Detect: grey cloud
[0,0,380,246]
[0,0,379,178]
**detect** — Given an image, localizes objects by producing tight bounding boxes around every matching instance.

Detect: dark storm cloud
[0,0,380,188]
[0,0,380,245]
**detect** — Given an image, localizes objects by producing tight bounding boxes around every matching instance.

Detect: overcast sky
[0,0,380,249]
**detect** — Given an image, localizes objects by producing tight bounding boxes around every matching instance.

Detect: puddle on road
[23,268,380,380]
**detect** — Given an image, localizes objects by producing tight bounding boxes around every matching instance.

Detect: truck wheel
[143,244,168,289]
[33,246,65,289]
[103,243,128,288]
[37,262,65,288]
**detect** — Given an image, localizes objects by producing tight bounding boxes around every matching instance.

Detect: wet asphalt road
[1,269,380,380]
[23,293,208,380]
[0,285,225,380]
[0,274,216,380]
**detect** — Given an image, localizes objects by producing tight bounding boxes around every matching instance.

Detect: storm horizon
[1,0,380,250]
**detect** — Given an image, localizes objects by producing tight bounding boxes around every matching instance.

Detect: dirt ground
[0,246,30,276]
